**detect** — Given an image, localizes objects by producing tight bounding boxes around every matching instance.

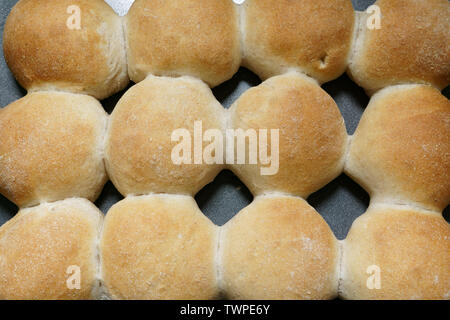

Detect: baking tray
[0,0,448,241]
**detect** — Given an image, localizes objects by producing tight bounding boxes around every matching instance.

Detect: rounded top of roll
[3,0,129,100]
[105,75,226,197]
[346,84,450,212]
[229,72,347,198]
[0,91,108,208]
[222,195,339,300]
[100,194,218,300]
[0,198,103,300]
[242,0,355,83]
[125,0,241,87]
[341,207,450,300]
[348,0,450,94]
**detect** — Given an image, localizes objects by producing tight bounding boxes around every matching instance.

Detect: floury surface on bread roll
[3,0,129,100]
[125,0,241,87]
[345,85,450,212]
[241,0,355,83]
[340,206,450,300]
[105,75,226,197]
[100,195,219,300]
[348,0,450,94]
[221,195,339,300]
[0,198,103,300]
[229,72,347,198]
[0,91,108,208]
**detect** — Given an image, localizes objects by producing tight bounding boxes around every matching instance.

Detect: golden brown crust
[100,195,218,300]
[348,0,450,94]
[0,198,103,300]
[125,0,241,86]
[3,0,129,100]
[242,0,355,83]
[345,85,450,212]
[221,195,339,300]
[229,72,347,198]
[0,91,108,208]
[341,207,450,300]
[105,75,225,197]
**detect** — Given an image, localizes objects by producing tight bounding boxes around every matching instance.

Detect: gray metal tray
[0,0,448,240]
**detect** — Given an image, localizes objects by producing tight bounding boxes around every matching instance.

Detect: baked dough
[229,72,348,198]
[348,0,450,94]
[341,206,450,300]
[242,0,355,83]
[100,194,218,299]
[0,91,108,208]
[346,85,450,212]
[125,0,241,87]
[0,198,103,300]
[3,0,129,100]
[105,75,225,197]
[221,195,339,300]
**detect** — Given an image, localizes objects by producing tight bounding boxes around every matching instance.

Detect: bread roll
[100,195,218,300]
[0,91,108,208]
[3,0,129,100]
[345,85,450,212]
[0,198,103,300]
[241,0,355,83]
[221,195,339,300]
[229,72,347,198]
[125,0,241,87]
[341,206,449,300]
[105,75,225,197]
[348,0,450,94]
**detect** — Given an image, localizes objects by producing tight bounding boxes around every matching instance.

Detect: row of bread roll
[0,194,339,300]
[1,73,448,215]
[0,72,346,209]
[100,194,340,300]
[105,72,348,198]
[5,0,446,99]
[1,194,447,299]
[106,73,450,214]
